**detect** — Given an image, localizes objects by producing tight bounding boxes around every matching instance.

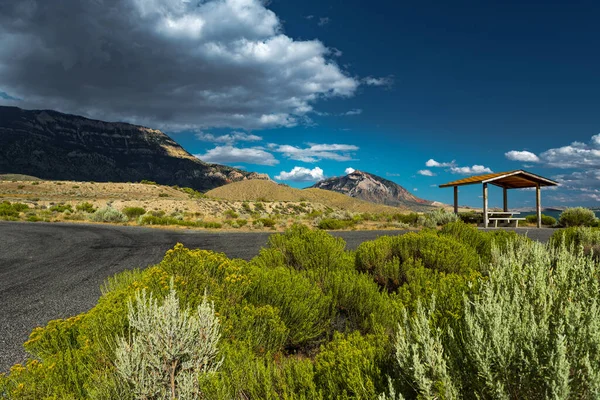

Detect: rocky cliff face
[310,170,433,207]
[0,106,269,191]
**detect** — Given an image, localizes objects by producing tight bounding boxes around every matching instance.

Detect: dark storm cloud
[0,0,358,130]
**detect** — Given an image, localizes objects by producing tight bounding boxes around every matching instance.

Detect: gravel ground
[0,221,554,371]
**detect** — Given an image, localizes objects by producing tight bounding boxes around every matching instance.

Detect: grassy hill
[206,180,408,213]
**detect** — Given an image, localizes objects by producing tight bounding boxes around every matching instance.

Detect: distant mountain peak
[310,170,433,207]
[0,106,269,191]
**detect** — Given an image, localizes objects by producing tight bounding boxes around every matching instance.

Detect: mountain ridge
[310,170,434,208]
[0,106,269,191]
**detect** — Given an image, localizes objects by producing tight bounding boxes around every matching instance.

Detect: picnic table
[484,211,526,228]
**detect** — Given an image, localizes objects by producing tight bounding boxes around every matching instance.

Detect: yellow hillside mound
[206,180,405,214]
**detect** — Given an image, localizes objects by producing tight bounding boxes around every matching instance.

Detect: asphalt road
[0,221,554,371]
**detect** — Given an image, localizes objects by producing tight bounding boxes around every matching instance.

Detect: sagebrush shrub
[91,206,128,222]
[559,207,597,227]
[115,283,222,399]
[387,240,600,398]
[419,208,460,228]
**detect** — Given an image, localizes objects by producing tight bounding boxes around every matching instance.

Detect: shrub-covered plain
[2,224,600,399]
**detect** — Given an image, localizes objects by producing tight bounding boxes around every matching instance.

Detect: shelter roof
[439,170,559,189]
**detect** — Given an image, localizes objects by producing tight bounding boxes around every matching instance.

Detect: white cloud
[553,169,600,189]
[539,135,600,168]
[502,134,600,191]
[274,143,358,163]
[505,150,540,162]
[195,131,262,144]
[330,48,343,57]
[345,167,355,174]
[425,158,492,175]
[413,188,418,191]
[318,17,330,26]
[194,146,278,166]
[386,172,401,177]
[450,165,493,175]
[417,169,435,176]
[343,109,362,116]
[0,0,362,130]
[362,76,394,87]
[275,166,324,182]
[426,159,454,168]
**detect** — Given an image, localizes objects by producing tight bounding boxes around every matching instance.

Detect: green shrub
[248,266,332,349]
[224,209,239,219]
[178,186,205,198]
[255,224,350,273]
[0,201,29,218]
[458,211,483,224]
[255,217,275,228]
[75,202,96,213]
[224,303,288,355]
[122,206,146,219]
[559,207,597,227]
[317,218,356,230]
[525,213,557,226]
[391,212,420,226]
[315,331,388,400]
[202,221,223,229]
[439,221,527,266]
[551,227,600,259]
[91,207,128,223]
[50,203,73,213]
[241,202,252,213]
[355,232,479,291]
[199,343,322,399]
[140,179,157,185]
[138,214,191,226]
[158,193,170,198]
[324,268,401,333]
[235,219,248,227]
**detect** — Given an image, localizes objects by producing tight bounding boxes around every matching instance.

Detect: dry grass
[0,178,438,231]
[206,180,407,214]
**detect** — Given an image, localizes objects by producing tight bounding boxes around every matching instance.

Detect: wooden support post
[503,187,508,212]
[483,183,488,228]
[454,186,458,214]
[536,183,541,228]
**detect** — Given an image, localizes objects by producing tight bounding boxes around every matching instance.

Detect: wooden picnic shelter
[439,170,559,228]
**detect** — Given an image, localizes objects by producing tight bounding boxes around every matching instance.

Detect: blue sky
[1,0,599,207]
